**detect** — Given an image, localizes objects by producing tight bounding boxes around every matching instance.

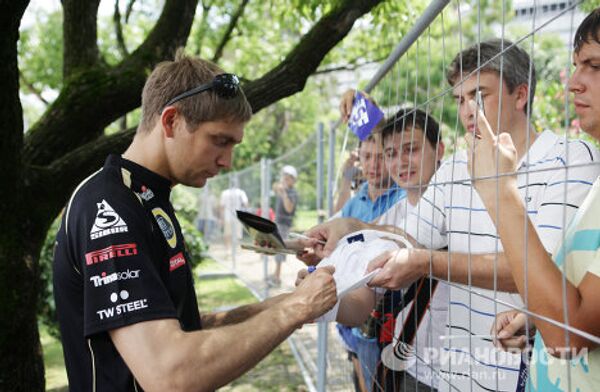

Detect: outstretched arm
[110,267,337,392]
[201,293,290,329]
[465,99,600,353]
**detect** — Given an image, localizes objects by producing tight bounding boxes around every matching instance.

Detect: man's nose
[568,68,584,94]
[217,148,233,169]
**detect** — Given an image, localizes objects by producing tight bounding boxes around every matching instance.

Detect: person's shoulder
[432,150,469,181]
[68,167,122,209]
[542,129,600,163]
[67,165,146,224]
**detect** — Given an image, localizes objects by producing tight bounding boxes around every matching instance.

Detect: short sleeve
[75,192,178,337]
[587,250,600,278]
[534,141,600,253]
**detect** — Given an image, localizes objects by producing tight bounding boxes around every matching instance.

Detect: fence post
[260,158,271,298]
[231,172,239,271]
[327,122,336,217]
[316,123,325,225]
[315,122,337,392]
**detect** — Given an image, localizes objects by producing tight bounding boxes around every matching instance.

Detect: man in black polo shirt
[53,52,337,392]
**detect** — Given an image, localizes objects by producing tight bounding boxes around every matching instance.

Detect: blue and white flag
[348,92,384,141]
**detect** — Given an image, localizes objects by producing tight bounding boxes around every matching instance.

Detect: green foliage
[18,10,64,91]
[581,1,600,13]
[39,217,62,340]
[171,187,208,267]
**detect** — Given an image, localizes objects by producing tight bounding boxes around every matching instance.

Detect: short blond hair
[139,50,252,132]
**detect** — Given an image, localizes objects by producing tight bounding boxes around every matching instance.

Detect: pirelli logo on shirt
[85,243,138,266]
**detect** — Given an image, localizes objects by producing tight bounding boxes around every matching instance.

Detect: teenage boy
[477,9,600,391]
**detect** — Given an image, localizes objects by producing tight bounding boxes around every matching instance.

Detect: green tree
[1,0,392,390]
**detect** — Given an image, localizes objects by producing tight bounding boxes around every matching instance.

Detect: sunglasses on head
[164,73,240,107]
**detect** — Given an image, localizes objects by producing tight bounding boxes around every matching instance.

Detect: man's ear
[160,107,178,138]
[436,140,445,165]
[514,83,530,113]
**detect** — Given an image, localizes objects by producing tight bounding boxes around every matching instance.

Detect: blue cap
[307,266,317,273]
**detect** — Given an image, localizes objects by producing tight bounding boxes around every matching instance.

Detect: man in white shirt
[302,39,600,392]
[220,181,248,252]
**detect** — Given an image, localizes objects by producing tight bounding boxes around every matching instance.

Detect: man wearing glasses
[53,52,338,391]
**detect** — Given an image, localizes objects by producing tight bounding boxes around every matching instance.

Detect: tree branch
[23,0,200,167]
[125,0,136,23]
[124,0,198,69]
[195,0,213,56]
[19,70,49,105]
[62,0,102,79]
[20,127,136,229]
[114,0,129,57]
[0,0,30,190]
[211,0,249,63]
[243,0,384,113]
[43,128,136,200]
[314,57,385,75]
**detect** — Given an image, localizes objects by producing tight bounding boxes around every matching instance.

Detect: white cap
[281,165,297,178]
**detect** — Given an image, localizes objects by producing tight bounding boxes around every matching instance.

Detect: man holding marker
[53,52,337,391]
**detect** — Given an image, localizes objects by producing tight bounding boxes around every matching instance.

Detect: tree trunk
[0,225,46,391]
[0,0,385,389]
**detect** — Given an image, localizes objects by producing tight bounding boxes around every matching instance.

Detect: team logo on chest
[137,185,155,201]
[90,200,128,240]
[152,208,177,248]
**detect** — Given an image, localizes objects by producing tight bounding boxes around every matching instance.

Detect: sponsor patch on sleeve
[169,252,186,272]
[85,243,138,266]
[90,200,129,240]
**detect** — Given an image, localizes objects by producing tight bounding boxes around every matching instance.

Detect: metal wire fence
[181,1,600,391]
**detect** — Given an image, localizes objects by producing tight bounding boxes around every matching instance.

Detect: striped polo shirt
[404,130,600,392]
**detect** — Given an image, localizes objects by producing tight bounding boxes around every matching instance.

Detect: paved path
[204,243,354,391]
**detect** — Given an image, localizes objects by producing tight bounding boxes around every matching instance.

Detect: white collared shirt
[398,130,600,391]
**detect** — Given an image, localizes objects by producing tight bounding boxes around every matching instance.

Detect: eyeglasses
[164,73,241,107]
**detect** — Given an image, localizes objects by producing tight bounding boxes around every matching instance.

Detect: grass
[292,209,320,232]
[42,326,68,391]
[42,258,304,391]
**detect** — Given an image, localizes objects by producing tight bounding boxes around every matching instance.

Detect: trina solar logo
[85,243,138,266]
[89,269,140,287]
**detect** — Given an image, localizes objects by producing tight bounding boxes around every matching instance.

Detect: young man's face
[453,71,527,137]
[570,39,600,141]
[167,119,244,187]
[383,126,442,190]
[358,136,390,189]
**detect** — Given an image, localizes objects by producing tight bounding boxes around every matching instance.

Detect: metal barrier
[180,1,600,391]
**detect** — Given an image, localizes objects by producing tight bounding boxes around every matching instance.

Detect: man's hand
[303,217,368,258]
[464,100,518,200]
[286,265,337,322]
[295,268,309,287]
[491,310,534,352]
[339,89,376,123]
[296,248,322,266]
[273,181,285,196]
[366,248,426,290]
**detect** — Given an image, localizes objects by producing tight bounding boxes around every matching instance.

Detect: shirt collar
[357,182,370,201]
[358,181,404,202]
[105,154,172,200]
